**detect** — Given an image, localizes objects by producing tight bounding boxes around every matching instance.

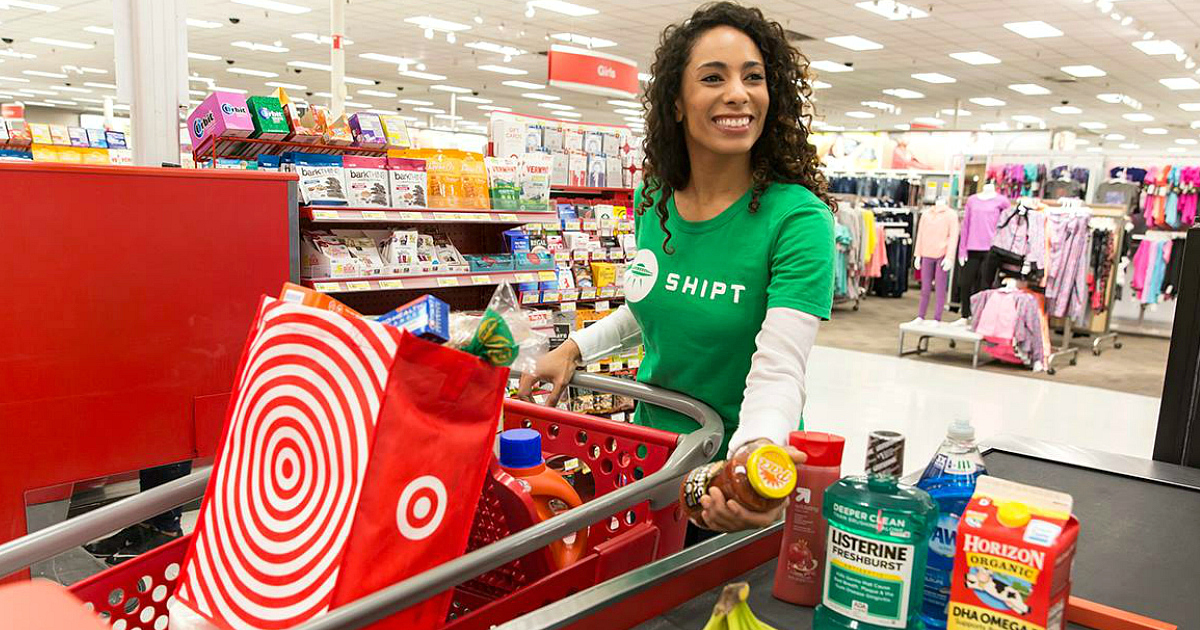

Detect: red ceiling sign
[1,103,24,119]
[548,45,639,100]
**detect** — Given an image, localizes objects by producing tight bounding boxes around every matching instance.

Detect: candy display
[348,112,387,148]
[187,91,254,152]
[301,227,468,279]
[245,95,290,141]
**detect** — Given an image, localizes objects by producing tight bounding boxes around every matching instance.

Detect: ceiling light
[1075,139,1090,146]
[1143,127,1168,135]
[266,81,306,91]
[1119,142,1140,149]
[412,106,445,114]
[466,41,529,57]
[288,60,332,71]
[404,16,472,32]
[79,67,107,74]
[1061,65,1106,78]
[74,97,104,103]
[812,80,832,89]
[549,33,616,48]
[1051,105,1082,114]
[1085,146,1103,152]
[608,99,640,108]
[941,108,971,116]
[44,98,75,105]
[824,35,884,51]
[399,70,447,81]
[431,84,473,93]
[230,0,311,14]
[478,105,512,111]
[189,52,223,62]
[810,60,854,73]
[293,33,352,46]
[950,51,1001,65]
[232,41,289,53]
[18,88,55,95]
[1012,114,1044,124]
[227,67,278,78]
[1176,138,1198,145]
[1121,16,1133,25]
[312,91,333,98]
[1123,112,1154,121]
[188,76,215,84]
[29,37,92,49]
[21,101,55,107]
[1168,146,1187,153]
[623,116,644,123]
[1079,121,1107,130]
[478,64,528,76]
[1132,37,1181,54]
[881,88,924,99]
[527,1,599,17]
[613,108,643,116]
[1009,83,1051,95]
[456,96,492,104]
[970,97,1006,107]
[186,18,222,29]
[188,89,206,96]
[911,72,955,84]
[1004,21,1063,38]
[539,103,575,111]
[211,86,248,94]
[344,101,373,109]
[893,124,911,130]
[0,50,36,60]
[359,53,416,66]
[1179,103,1200,112]
[56,86,92,93]
[434,114,463,120]
[638,72,652,82]
[1143,31,1154,40]
[0,75,31,83]
[398,99,433,106]
[912,116,946,126]
[357,89,394,98]
[523,92,560,101]
[846,111,875,118]
[83,81,115,89]
[1161,77,1200,90]
[555,111,583,118]
[1096,93,1142,109]
[343,76,375,86]
[1,1,58,12]
[503,80,545,90]
[1104,133,1125,140]
[981,122,1010,131]
[854,0,928,20]
[21,70,65,78]
[84,26,114,36]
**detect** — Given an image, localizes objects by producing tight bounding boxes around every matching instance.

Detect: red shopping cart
[0,373,722,630]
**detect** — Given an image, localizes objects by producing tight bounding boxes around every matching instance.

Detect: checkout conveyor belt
[499,435,1200,630]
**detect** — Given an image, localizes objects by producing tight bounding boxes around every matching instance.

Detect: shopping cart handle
[294,373,723,630]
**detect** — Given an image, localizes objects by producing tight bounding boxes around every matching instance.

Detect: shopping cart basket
[0,372,722,630]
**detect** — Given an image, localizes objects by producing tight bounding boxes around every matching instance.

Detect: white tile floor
[805,345,1162,477]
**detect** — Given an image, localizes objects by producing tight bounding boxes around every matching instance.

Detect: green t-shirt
[625,182,835,455]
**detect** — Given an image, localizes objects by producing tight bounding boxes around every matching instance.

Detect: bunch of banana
[700,582,778,630]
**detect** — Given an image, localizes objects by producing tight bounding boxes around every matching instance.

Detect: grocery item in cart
[376,294,451,343]
[702,582,780,630]
[279,281,361,317]
[947,477,1078,630]
[498,428,589,568]
[173,300,507,630]
[774,431,845,607]
[814,474,937,630]
[680,443,797,527]
[917,419,988,630]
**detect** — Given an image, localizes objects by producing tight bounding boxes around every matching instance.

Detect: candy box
[349,112,387,148]
[105,131,128,150]
[86,128,108,149]
[378,114,411,149]
[187,91,254,152]
[948,476,1079,630]
[273,87,319,143]
[6,120,32,147]
[279,282,361,317]
[322,111,355,146]
[464,254,516,272]
[50,125,71,146]
[376,295,451,343]
[246,96,291,141]
[29,123,52,145]
[68,127,90,148]
[513,251,555,271]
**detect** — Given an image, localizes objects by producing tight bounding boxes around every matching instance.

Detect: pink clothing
[864,226,888,278]
[914,206,960,259]
[972,291,1019,339]
[958,194,1011,256]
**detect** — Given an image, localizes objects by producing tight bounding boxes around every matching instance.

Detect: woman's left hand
[696,439,807,533]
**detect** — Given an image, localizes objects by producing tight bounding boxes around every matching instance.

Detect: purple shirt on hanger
[958,194,1012,257]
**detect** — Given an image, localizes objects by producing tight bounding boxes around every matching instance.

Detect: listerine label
[824,524,914,628]
[831,502,915,540]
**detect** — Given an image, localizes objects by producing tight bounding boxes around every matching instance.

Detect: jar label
[823,524,914,628]
[681,463,720,511]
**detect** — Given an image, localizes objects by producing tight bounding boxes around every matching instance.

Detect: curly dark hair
[638,1,832,254]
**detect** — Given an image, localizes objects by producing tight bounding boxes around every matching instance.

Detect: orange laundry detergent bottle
[498,428,589,568]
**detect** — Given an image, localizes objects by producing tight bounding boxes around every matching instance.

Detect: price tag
[586,363,602,373]
[345,281,371,291]
[378,279,405,290]
[311,209,339,220]
[611,412,627,423]
[554,251,571,262]
[498,213,520,222]
[628,358,642,368]
[600,287,617,298]
[538,271,557,281]
[581,288,597,299]
[583,220,599,231]
[560,301,577,312]
[516,272,537,283]
[565,220,582,231]
[521,292,539,304]
[437,277,460,287]
[596,300,611,311]
[312,282,341,292]
[471,275,491,285]
[361,210,387,220]
[397,212,423,221]
[542,222,559,232]
[561,289,580,301]
[542,291,560,302]
[610,361,624,370]
[619,220,635,230]
[573,250,590,261]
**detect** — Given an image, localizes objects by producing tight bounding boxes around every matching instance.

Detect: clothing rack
[1115,230,1187,339]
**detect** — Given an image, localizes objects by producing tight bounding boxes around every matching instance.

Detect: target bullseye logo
[396,476,448,540]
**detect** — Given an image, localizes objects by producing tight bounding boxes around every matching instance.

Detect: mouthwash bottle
[814,474,938,630]
[915,419,987,630]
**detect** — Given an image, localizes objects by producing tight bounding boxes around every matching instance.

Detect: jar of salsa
[680,442,798,525]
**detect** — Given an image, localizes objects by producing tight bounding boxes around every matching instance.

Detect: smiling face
[676,25,769,161]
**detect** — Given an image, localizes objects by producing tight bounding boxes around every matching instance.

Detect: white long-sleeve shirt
[570,305,818,456]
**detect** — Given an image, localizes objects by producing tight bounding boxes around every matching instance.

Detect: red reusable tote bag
[174,298,506,630]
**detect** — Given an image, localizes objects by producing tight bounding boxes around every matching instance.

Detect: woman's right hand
[516,339,582,407]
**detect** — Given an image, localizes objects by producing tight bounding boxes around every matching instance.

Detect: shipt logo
[623,249,658,303]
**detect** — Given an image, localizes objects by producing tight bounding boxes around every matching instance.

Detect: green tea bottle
[814,474,939,630]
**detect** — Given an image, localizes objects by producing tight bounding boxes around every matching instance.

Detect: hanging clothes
[991,202,1049,275]
[834,223,853,298]
[969,288,1048,367]
[862,210,878,268]
[1089,228,1115,313]
[1045,212,1092,325]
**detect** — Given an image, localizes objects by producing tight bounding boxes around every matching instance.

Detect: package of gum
[349,112,387,148]
[187,91,254,153]
[378,115,412,149]
[68,127,90,148]
[246,96,291,141]
[273,88,319,143]
[49,125,71,146]
[29,123,52,145]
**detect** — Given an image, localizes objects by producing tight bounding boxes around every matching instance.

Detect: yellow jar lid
[997,501,1032,528]
[747,444,798,500]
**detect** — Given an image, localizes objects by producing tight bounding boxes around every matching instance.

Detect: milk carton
[948,476,1079,630]
[187,92,254,153]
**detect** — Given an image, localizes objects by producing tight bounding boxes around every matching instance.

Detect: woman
[518,2,835,533]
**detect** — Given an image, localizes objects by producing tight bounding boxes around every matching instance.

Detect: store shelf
[520,287,625,306]
[194,136,388,162]
[527,218,636,233]
[551,185,635,196]
[303,206,557,225]
[304,269,559,293]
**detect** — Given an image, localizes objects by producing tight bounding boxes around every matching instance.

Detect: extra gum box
[948,476,1079,630]
[376,294,450,343]
[187,91,254,153]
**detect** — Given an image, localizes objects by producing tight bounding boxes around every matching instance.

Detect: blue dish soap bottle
[915,419,987,630]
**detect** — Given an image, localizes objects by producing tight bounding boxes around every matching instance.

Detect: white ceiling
[1,0,1200,152]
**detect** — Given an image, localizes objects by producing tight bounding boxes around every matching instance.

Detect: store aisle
[804,346,1160,476]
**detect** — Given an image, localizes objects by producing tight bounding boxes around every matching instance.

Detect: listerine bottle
[814,474,938,630]
[915,419,987,630]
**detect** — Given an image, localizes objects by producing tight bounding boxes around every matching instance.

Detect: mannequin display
[956,183,1010,320]
[911,197,959,323]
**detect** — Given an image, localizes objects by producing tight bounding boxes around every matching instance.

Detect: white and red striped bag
[173,298,506,630]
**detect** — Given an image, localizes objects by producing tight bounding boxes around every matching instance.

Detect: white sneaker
[908,317,926,325]
[950,318,969,327]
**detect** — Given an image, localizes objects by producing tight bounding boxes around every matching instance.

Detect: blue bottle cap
[499,428,544,469]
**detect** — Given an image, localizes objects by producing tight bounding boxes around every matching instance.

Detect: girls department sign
[548,45,640,100]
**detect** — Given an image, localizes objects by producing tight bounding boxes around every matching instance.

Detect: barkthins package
[293,153,349,206]
[387,157,428,209]
[949,476,1079,630]
[344,156,391,207]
